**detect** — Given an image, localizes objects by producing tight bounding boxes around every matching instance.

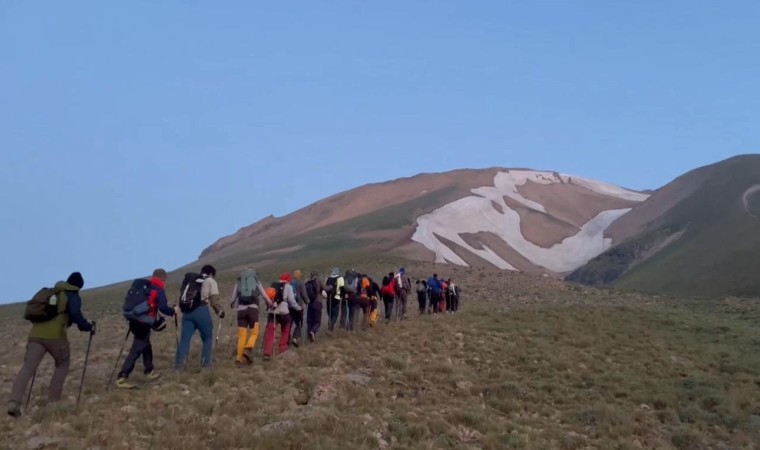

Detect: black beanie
[67,272,84,289]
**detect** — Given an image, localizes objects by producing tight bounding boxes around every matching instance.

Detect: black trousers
[119,320,153,378]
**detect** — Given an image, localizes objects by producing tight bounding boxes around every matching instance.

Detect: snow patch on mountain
[411,170,649,272]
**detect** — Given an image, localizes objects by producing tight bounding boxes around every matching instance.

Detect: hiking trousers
[397,290,409,317]
[176,305,214,368]
[346,295,360,331]
[290,307,304,343]
[236,307,259,363]
[382,294,395,320]
[118,321,153,379]
[328,298,341,331]
[445,292,452,312]
[417,291,427,313]
[9,338,70,407]
[307,300,322,335]
[451,295,459,312]
[263,313,291,357]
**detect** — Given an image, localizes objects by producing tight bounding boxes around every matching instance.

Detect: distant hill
[196,168,648,276]
[566,154,760,297]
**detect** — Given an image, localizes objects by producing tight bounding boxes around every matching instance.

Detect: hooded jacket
[29,281,92,340]
[148,276,175,319]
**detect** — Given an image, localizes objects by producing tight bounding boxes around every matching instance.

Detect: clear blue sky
[1,1,758,303]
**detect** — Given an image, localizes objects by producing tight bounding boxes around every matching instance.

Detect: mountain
[197,168,649,276]
[566,154,760,297]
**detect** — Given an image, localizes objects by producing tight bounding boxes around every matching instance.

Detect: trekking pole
[106,329,131,390]
[25,370,37,410]
[174,315,179,347]
[77,327,95,410]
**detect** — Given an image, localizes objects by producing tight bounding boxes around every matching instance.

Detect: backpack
[416,282,426,293]
[270,281,286,304]
[325,276,337,296]
[24,287,62,323]
[344,271,358,295]
[305,279,319,301]
[122,278,154,324]
[237,269,260,306]
[291,281,302,304]
[359,276,370,301]
[179,272,203,313]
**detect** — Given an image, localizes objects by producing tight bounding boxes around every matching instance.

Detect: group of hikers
[6,265,461,418]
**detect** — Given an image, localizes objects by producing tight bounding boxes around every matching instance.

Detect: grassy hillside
[568,154,760,297]
[1,262,759,449]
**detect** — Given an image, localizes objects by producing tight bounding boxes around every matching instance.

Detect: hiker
[290,270,310,346]
[381,272,396,323]
[449,279,460,312]
[229,268,269,365]
[427,274,442,314]
[416,279,428,314]
[325,268,344,332]
[305,271,324,342]
[175,265,225,369]
[8,272,95,418]
[394,268,412,320]
[442,278,451,313]
[343,270,360,330]
[262,274,300,358]
[356,273,372,330]
[369,276,381,327]
[116,269,177,388]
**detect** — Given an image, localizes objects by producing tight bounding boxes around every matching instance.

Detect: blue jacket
[427,277,442,294]
[66,290,93,332]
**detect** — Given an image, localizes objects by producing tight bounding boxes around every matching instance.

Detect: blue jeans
[175,305,213,368]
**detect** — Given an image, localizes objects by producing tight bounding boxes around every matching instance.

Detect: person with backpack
[8,272,95,418]
[175,265,225,369]
[229,268,269,365]
[325,268,344,333]
[427,274,442,314]
[343,269,360,331]
[416,279,428,314]
[381,272,396,323]
[290,270,310,347]
[116,269,177,389]
[394,267,412,320]
[305,271,324,342]
[262,273,300,359]
[355,273,372,330]
[368,276,381,327]
[449,279,460,312]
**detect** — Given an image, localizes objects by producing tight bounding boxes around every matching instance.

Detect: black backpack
[179,272,203,313]
[305,279,319,301]
[325,276,337,296]
[123,278,154,324]
[24,287,62,323]
[270,281,286,304]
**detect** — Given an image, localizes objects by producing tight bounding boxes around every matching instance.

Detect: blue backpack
[122,278,154,324]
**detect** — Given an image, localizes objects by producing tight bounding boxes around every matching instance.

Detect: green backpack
[237,269,260,305]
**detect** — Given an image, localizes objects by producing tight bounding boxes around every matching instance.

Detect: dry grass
[1,263,759,449]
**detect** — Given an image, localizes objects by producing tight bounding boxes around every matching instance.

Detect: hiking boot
[145,370,161,381]
[291,338,300,348]
[116,378,136,389]
[243,349,253,364]
[7,402,21,418]
[308,331,315,343]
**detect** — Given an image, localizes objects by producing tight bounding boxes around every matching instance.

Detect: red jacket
[148,277,174,318]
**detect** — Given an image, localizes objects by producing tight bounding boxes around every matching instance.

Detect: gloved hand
[90,321,97,336]
[218,310,225,319]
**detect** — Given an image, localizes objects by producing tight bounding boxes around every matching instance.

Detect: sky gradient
[1,1,758,302]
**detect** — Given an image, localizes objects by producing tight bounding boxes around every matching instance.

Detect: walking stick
[25,370,36,410]
[77,326,95,410]
[106,329,131,390]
